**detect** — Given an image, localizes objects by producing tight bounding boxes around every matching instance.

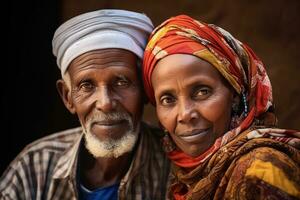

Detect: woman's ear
[56,79,76,114]
[231,92,241,114]
[233,93,240,106]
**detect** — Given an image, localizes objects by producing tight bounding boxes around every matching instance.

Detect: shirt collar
[119,123,148,187]
[52,123,148,182]
[53,132,83,179]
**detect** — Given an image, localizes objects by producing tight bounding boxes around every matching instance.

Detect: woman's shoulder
[225,146,300,199]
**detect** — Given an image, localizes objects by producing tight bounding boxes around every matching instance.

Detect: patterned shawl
[142,15,300,199]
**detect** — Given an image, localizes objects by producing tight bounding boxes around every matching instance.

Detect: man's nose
[178,99,198,124]
[95,86,116,112]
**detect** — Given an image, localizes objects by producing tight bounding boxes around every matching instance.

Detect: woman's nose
[95,86,116,112]
[178,99,198,124]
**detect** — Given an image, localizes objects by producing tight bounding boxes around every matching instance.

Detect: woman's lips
[178,128,210,142]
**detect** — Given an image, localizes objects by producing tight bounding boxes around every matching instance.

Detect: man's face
[63,49,143,158]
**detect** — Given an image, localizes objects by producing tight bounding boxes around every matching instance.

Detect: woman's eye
[194,87,210,98]
[160,95,175,106]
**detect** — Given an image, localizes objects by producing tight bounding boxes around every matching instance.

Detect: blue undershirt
[78,183,119,200]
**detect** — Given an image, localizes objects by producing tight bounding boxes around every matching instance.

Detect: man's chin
[83,130,138,158]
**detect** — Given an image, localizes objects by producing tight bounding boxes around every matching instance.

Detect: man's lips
[177,128,210,142]
[92,119,127,127]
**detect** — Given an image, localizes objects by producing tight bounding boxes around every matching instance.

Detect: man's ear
[56,79,76,114]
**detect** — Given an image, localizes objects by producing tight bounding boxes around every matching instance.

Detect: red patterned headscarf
[143,15,273,116]
[143,15,279,167]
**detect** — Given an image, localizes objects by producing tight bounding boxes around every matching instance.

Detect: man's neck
[79,147,133,190]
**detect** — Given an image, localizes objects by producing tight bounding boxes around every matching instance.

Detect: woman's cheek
[157,107,175,131]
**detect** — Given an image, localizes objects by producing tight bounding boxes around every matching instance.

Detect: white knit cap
[52,9,154,75]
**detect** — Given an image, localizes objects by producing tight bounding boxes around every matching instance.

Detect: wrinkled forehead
[67,49,139,74]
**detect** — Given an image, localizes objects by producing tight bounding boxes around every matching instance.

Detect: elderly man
[0,9,170,199]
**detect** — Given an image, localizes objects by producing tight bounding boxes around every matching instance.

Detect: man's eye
[160,95,175,106]
[114,78,130,88]
[79,82,94,91]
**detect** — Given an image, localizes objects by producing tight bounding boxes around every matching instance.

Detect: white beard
[82,111,139,158]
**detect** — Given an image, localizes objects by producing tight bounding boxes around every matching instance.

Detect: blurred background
[3,0,299,174]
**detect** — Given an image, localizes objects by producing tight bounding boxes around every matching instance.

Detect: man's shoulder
[22,126,83,154]
[0,127,83,197]
[3,127,82,174]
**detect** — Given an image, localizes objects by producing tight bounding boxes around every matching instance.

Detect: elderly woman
[143,15,300,200]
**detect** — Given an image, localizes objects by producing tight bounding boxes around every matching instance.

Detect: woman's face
[151,54,235,157]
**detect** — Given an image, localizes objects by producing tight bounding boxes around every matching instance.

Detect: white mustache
[85,111,132,132]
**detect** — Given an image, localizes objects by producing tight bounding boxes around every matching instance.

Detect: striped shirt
[0,122,171,200]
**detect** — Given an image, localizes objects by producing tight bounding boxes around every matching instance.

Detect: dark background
[2,0,299,174]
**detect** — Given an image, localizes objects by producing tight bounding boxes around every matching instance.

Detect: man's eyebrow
[115,74,127,79]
